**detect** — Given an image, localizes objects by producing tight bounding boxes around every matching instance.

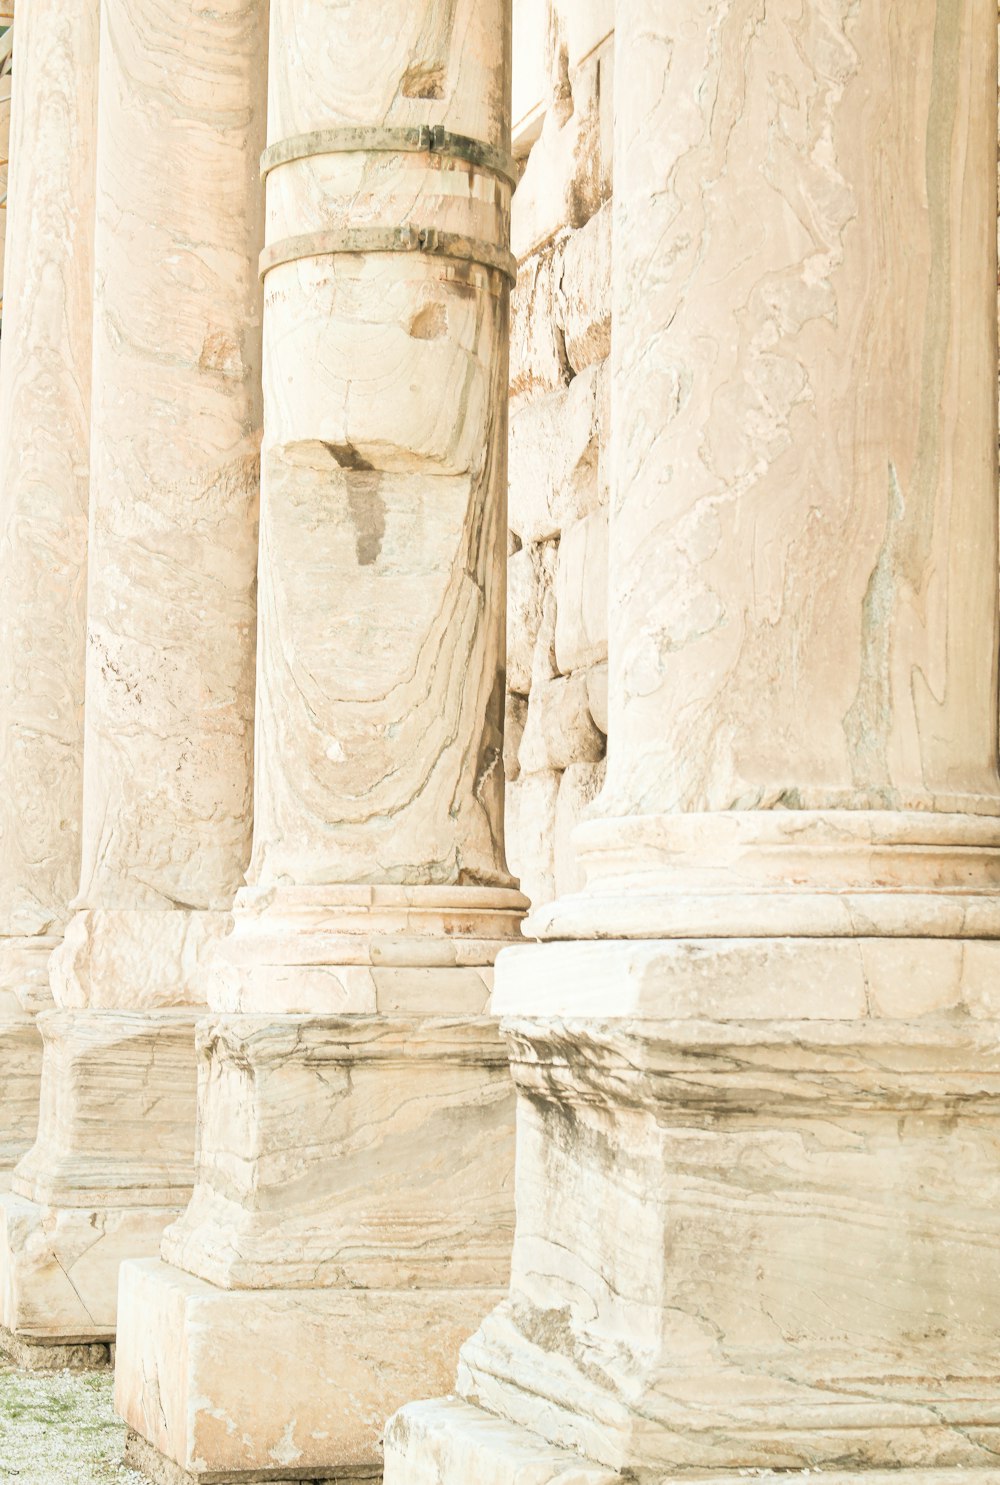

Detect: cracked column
[0,0,266,1359]
[0,0,96,1200]
[387,3,1000,1482]
[115,0,524,1476]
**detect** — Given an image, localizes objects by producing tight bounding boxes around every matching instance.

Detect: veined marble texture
[0,0,96,941]
[78,0,266,914]
[161,1012,515,1291]
[251,0,515,889]
[11,1011,199,1210]
[453,1015,1000,1476]
[598,0,999,822]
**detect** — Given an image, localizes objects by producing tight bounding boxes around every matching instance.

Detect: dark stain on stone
[324,440,385,567]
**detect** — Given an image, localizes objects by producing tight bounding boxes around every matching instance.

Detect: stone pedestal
[386,1,1000,1481]
[0,0,265,1353]
[0,0,97,1191]
[115,0,522,1475]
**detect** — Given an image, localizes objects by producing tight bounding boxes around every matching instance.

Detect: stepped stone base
[0,1324,113,1371]
[116,1258,505,1482]
[0,1191,178,1344]
[384,1401,1000,1485]
[124,1428,374,1485]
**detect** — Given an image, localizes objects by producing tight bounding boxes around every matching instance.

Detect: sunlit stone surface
[387,3,1000,1482]
[0,0,266,1350]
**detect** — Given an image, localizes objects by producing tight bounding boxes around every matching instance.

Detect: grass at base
[0,1354,144,1484]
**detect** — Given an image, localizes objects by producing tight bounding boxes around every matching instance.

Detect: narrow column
[387,4,1000,1482]
[115,1,523,1477]
[0,0,96,1198]
[0,0,265,1357]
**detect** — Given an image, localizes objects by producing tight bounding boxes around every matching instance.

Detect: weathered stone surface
[0,1192,176,1343]
[12,1011,198,1210]
[509,366,603,543]
[507,542,557,695]
[511,52,608,261]
[505,771,560,912]
[554,509,609,674]
[252,0,513,894]
[0,0,95,946]
[160,1013,515,1292]
[518,673,605,775]
[597,0,998,826]
[510,247,570,404]
[385,1398,620,1485]
[554,761,605,899]
[79,0,263,917]
[584,663,608,736]
[504,695,528,785]
[558,204,612,374]
[117,1260,505,1481]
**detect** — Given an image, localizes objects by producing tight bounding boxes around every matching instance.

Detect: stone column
[115,0,524,1476]
[0,0,95,1198]
[387,3,1000,1482]
[0,0,265,1359]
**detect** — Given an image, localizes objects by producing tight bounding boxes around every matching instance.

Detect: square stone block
[0,1190,179,1342]
[116,1258,506,1480]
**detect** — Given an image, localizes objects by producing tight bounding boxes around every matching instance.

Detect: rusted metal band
[261,124,518,189]
[260,225,516,285]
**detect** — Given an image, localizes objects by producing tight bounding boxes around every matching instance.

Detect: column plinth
[387,2,1000,1482]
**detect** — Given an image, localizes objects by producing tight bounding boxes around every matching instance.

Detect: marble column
[386,3,1000,1482]
[0,0,265,1359]
[115,0,524,1476]
[0,0,95,1202]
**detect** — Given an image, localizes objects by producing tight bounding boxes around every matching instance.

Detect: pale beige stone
[392,7,1000,1485]
[508,542,557,695]
[117,1260,506,1481]
[554,509,608,674]
[11,1011,198,1211]
[385,1398,621,1485]
[510,247,572,405]
[160,1014,514,1292]
[0,0,97,1186]
[79,0,263,919]
[509,365,602,543]
[505,771,560,912]
[0,1194,175,1342]
[596,0,999,829]
[554,761,605,899]
[584,662,608,736]
[519,673,605,775]
[116,5,521,1478]
[252,0,514,897]
[0,0,95,947]
[504,695,528,785]
[557,204,612,375]
[511,52,607,262]
[1,0,267,1356]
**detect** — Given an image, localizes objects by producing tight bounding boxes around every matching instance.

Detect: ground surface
[0,1354,143,1484]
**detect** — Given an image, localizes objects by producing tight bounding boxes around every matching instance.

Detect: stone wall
[504,0,613,908]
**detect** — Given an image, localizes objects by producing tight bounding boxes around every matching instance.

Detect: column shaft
[0,0,267,1351]
[0,0,97,1184]
[115,2,521,1477]
[385,5,1000,1484]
